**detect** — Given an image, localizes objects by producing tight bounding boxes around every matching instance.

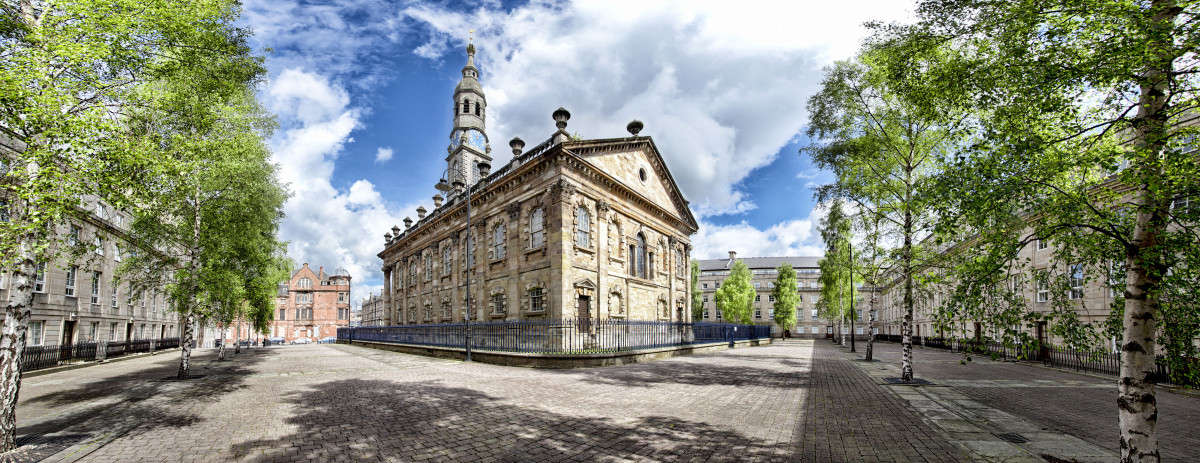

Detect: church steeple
[446,32,491,188]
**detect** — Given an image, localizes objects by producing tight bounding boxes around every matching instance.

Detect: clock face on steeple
[450,129,486,152]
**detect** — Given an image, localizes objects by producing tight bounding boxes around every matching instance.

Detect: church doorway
[577,295,591,332]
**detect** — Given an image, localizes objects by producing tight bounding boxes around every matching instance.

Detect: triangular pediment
[563,137,698,232]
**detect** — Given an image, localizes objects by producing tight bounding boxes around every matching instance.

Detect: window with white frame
[753,282,760,288]
[1037,238,1048,250]
[442,301,451,318]
[493,223,506,259]
[812,309,818,320]
[94,237,103,256]
[703,295,708,303]
[1037,277,1049,302]
[114,244,121,262]
[702,283,708,289]
[715,310,722,320]
[754,294,760,302]
[703,309,710,319]
[69,225,80,245]
[298,277,312,289]
[1068,264,1084,300]
[110,279,119,308]
[491,293,506,315]
[812,326,820,334]
[575,207,589,247]
[90,272,101,303]
[812,295,819,303]
[754,308,761,318]
[529,288,544,312]
[34,263,46,293]
[28,321,43,346]
[530,207,545,248]
[857,327,864,335]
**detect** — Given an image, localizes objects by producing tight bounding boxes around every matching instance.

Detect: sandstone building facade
[272,263,351,342]
[1,137,181,347]
[696,253,837,338]
[375,44,698,326]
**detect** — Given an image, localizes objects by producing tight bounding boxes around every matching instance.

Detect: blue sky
[240,0,915,307]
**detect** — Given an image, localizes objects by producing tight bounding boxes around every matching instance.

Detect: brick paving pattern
[865,341,1200,462]
[0,339,1196,462]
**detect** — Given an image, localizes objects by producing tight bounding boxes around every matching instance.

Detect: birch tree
[879,1,1200,460]
[804,45,968,380]
[0,0,263,451]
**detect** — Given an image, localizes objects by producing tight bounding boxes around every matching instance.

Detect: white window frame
[28,321,43,346]
[491,293,506,315]
[34,263,46,293]
[575,207,589,248]
[1068,263,1085,300]
[65,266,78,297]
[493,223,506,259]
[529,288,544,312]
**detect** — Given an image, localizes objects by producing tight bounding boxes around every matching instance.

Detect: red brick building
[271,263,351,342]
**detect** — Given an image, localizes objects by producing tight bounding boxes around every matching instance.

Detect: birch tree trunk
[0,242,36,452]
[178,312,195,379]
[900,180,915,381]
[865,289,875,361]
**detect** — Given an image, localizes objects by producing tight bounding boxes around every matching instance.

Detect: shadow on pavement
[7,347,276,459]
[229,379,791,462]
[555,359,810,389]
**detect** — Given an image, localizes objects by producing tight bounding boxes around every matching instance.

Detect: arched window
[575,207,590,247]
[530,208,545,248]
[462,100,470,113]
[493,223,506,259]
[528,288,544,312]
[409,262,417,286]
[423,253,432,280]
[636,233,647,278]
[442,246,452,274]
[474,102,481,116]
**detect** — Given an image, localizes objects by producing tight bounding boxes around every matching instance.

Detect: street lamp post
[436,161,489,362]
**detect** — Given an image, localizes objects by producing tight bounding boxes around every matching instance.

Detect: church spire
[446,30,490,188]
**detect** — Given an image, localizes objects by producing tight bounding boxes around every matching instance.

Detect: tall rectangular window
[491,293,505,315]
[493,224,506,259]
[28,321,43,346]
[279,309,286,320]
[575,207,589,247]
[110,280,119,308]
[65,266,77,297]
[443,246,452,274]
[1068,264,1085,300]
[34,263,46,293]
[812,309,818,320]
[530,208,545,248]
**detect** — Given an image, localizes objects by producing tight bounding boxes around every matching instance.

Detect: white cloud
[266,69,417,307]
[374,147,394,164]
[400,0,914,217]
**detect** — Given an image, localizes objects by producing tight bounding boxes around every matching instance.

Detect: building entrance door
[577,295,590,332]
[62,320,76,345]
[1036,321,1049,361]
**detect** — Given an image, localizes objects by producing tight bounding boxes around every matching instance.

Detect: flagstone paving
[0,338,1196,462]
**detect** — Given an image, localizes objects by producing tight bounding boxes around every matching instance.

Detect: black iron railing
[873,335,1199,389]
[19,337,181,373]
[338,320,770,355]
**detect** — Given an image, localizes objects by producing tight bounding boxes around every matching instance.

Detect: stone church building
[375,43,698,326]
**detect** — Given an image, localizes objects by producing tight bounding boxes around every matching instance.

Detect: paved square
[4,339,1198,462]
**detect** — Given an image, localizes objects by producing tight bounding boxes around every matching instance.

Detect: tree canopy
[714,260,755,325]
[772,263,801,333]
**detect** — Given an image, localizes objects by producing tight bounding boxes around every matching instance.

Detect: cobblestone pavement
[1,339,1196,462]
[860,340,1200,462]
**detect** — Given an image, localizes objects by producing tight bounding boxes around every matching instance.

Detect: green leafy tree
[817,200,861,346]
[0,0,263,451]
[804,42,966,379]
[714,260,754,324]
[771,263,801,335]
[690,260,703,322]
[120,71,282,378]
[877,1,1200,459]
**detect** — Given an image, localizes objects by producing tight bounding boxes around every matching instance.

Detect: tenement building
[0,136,179,346]
[375,43,698,325]
[272,263,351,342]
[696,252,832,338]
